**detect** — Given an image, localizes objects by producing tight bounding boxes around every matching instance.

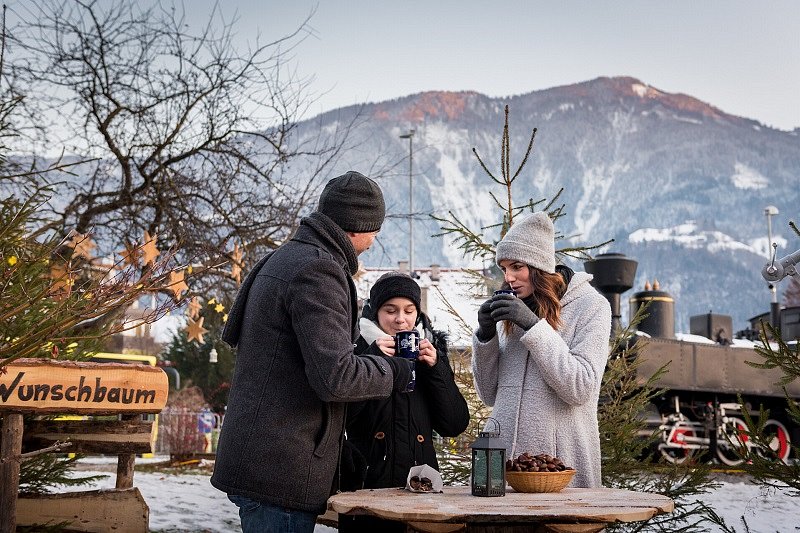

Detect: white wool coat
[472,272,611,488]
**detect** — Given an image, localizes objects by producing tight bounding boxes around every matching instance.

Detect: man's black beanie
[368,272,421,317]
[317,171,385,233]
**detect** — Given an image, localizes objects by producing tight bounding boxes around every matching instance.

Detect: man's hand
[490,294,539,331]
[384,356,414,393]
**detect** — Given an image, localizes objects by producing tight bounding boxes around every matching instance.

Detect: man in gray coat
[211,171,413,533]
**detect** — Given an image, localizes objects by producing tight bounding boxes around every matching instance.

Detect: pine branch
[471,147,503,185]
[511,127,537,180]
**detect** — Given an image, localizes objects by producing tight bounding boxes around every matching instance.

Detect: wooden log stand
[0,358,169,533]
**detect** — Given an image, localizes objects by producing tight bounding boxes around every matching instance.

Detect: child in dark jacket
[339,272,470,533]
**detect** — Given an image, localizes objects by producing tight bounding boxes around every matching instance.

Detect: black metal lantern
[470,418,506,497]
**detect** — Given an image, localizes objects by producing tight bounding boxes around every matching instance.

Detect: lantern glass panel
[490,450,505,491]
[472,450,487,492]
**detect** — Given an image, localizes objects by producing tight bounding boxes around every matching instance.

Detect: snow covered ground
[65,457,799,533]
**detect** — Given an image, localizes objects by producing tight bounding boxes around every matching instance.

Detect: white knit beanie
[495,212,556,273]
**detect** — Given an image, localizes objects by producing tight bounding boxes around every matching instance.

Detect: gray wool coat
[211,216,396,514]
[472,272,611,488]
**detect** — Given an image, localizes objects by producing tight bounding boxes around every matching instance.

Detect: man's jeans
[228,494,318,533]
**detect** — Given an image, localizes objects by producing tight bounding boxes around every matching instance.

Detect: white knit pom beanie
[495,212,556,273]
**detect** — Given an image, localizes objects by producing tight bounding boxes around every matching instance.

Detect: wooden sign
[0,358,168,414]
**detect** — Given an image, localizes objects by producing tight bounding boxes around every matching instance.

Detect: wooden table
[328,486,674,533]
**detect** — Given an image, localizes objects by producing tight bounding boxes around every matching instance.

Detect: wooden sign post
[0,358,169,533]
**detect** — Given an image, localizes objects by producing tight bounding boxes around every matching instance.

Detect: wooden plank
[16,488,149,533]
[23,419,154,454]
[0,358,168,414]
[0,413,24,533]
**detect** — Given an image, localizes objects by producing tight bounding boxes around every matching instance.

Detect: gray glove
[476,298,496,342]
[490,295,539,331]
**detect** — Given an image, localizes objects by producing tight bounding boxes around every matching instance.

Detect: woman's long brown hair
[502,267,566,334]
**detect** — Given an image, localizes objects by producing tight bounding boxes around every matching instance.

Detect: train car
[585,253,800,466]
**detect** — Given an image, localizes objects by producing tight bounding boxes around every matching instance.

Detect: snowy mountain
[294,76,800,332]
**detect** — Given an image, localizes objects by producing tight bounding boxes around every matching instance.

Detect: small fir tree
[1,187,180,499]
[162,298,234,414]
[736,220,800,497]
[600,308,732,532]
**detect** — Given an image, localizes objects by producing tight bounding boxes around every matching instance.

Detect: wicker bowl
[505,469,576,493]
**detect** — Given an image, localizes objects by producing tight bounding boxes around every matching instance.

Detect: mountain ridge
[297,76,800,331]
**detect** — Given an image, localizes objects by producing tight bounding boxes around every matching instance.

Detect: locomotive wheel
[660,426,695,464]
[716,416,748,467]
[757,419,792,462]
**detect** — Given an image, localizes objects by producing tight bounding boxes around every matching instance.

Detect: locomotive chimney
[629,281,676,339]
[583,252,638,337]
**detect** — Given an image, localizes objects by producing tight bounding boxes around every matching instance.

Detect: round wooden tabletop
[329,485,674,532]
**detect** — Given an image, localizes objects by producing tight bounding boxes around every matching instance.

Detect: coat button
[375,432,385,440]
[416,435,424,443]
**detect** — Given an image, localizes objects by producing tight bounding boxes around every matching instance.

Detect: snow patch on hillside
[731,163,769,190]
[629,221,759,254]
[425,123,491,268]
[574,130,629,240]
[672,114,703,125]
[749,235,789,258]
[632,83,648,97]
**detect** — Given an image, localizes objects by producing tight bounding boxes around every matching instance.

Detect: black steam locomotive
[585,253,800,465]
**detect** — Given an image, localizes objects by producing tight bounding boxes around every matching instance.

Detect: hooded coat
[211,213,397,514]
[472,271,611,488]
[342,316,470,490]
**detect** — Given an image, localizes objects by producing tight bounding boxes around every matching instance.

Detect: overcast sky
[8,1,797,131]
[192,0,800,131]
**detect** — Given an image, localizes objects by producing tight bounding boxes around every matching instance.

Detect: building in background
[355,264,485,349]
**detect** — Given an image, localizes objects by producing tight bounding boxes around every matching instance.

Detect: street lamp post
[399,130,415,275]
[765,205,780,327]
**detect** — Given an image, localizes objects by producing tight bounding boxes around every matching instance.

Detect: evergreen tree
[736,220,800,496]
[1,187,180,498]
[600,310,730,532]
[162,297,235,414]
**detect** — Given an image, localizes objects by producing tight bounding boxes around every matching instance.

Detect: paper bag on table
[405,464,443,493]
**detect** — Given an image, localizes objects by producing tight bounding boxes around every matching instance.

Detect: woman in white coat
[472,212,611,488]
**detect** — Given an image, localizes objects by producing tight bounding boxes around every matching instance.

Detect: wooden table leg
[0,413,24,533]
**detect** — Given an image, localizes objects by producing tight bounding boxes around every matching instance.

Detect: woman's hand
[476,298,497,341]
[418,338,437,367]
[375,335,396,356]
[491,294,539,330]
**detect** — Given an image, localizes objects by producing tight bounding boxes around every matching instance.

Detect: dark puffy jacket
[342,325,470,490]
[211,216,396,514]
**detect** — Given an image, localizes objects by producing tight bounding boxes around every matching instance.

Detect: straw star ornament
[167,269,189,300]
[141,231,161,265]
[66,230,96,260]
[186,296,202,319]
[118,244,141,267]
[230,242,244,285]
[186,316,209,344]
